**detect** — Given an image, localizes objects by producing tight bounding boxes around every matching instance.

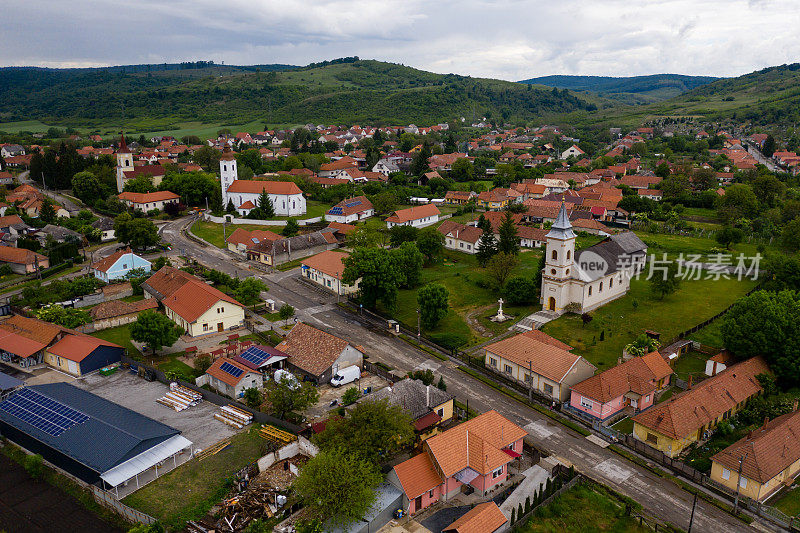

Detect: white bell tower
[115,134,134,193]
[219,144,237,207]
[541,202,576,312]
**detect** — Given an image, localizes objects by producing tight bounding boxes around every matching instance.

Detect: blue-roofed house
[0,383,192,498]
[90,248,152,282]
[325,195,374,224]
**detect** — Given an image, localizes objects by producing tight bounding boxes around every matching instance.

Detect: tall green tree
[417,283,449,329]
[234,277,267,307]
[649,260,681,299]
[390,241,424,288]
[389,225,418,247]
[342,248,404,312]
[264,373,319,419]
[71,171,103,205]
[282,218,300,236]
[39,197,57,223]
[411,142,432,176]
[416,227,444,264]
[476,224,498,267]
[486,252,519,289]
[497,211,519,255]
[130,310,183,356]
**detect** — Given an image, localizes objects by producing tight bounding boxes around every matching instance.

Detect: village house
[225,227,282,257]
[141,266,245,337]
[442,502,507,533]
[118,191,179,212]
[372,158,399,176]
[244,229,340,267]
[637,189,663,201]
[632,357,770,457]
[443,190,476,205]
[569,351,673,422]
[276,322,363,384]
[0,171,14,186]
[0,144,25,158]
[0,246,49,274]
[367,378,455,440]
[43,335,124,377]
[0,215,28,239]
[476,188,513,211]
[385,204,440,229]
[561,144,585,159]
[90,217,116,242]
[325,196,374,224]
[437,220,482,254]
[318,156,359,178]
[516,226,549,248]
[90,248,151,282]
[710,408,800,502]
[201,357,264,398]
[300,250,358,296]
[484,330,596,402]
[89,299,159,331]
[387,410,526,515]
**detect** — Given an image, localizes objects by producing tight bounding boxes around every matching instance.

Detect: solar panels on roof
[251,237,260,243]
[0,387,88,437]
[344,200,362,208]
[238,346,272,367]
[329,207,344,215]
[219,362,244,379]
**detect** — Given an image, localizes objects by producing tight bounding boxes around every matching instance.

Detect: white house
[277,322,364,384]
[118,191,179,212]
[372,158,399,176]
[1,144,25,158]
[540,203,647,314]
[561,145,585,159]
[90,249,152,282]
[385,204,441,229]
[325,196,374,224]
[203,357,263,398]
[437,221,482,255]
[301,250,359,296]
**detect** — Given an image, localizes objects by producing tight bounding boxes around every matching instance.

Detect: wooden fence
[624,436,708,484]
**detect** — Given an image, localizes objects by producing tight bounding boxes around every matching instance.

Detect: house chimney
[793,399,798,412]
[426,385,430,406]
[764,416,770,427]
[687,375,693,389]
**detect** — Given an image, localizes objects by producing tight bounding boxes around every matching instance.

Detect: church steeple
[546,201,575,240]
[118,134,130,154]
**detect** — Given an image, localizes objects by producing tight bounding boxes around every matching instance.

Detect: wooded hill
[0,59,594,129]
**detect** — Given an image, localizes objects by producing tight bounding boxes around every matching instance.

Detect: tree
[370,191,397,214]
[71,171,103,205]
[118,218,159,249]
[762,135,776,157]
[193,145,222,171]
[416,227,444,264]
[417,283,449,329]
[389,225,418,247]
[654,162,670,178]
[293,447,382,528]
[282,218,299,236]
[250,190,275,219]
[450,158,474,182]
[625,334,661,357]
[243,387,262,408]
[716,183,758,223]
[486,252,518,289]
[342,387,360,406]
[264,373,319,418]
[504,276,536,305]
[781,218,800,252]
[716,226,744,250]
[497,211,519,255]
[649,260,680,299]
[129,310,183,356]
[408,369,435,385]
[278,303,295,326]
[316,398,415,464]
[436,376,447,391]
[476,225,498,266]
[34,304,90,328]
[40,197,56,224]
[234,277,267,307]
[721,290,800,386]
[411,142,432,176]
[123,174,156,193]
[751,174,784,208]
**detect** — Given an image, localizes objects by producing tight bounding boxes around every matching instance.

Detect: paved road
[16,171,83,215]
[744,142,780,172]
[159,216,770,532]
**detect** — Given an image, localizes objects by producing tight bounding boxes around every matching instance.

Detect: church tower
[219,144,237,208]
[541,202,576,312]
[115,134,134,193]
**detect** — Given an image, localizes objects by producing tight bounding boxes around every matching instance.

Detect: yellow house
[368,378,455,440]
[710,408,800,502]
[632,357,769,457]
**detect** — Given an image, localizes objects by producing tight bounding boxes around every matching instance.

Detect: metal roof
[0,371,23,390]
[100,434,192,487]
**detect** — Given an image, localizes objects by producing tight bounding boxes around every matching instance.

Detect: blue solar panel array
[0,388,88,437]
[344,200,362,208]
[329,206,344,215]
[220,362,244,378]
[238,346,273,367]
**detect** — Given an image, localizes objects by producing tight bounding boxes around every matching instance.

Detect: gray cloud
[2,0,799,79]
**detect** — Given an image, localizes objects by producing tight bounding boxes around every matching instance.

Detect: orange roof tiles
[484,331,586,383]
[302,250,350,280]
[443,501,507,533]
[162,279,242,323]
[206,357,252,387]
[118,191,179,204]
[385,204,440,224]
[226,180,302,196]
[0,246,47,266]
[276,322,356,377]
[572,352,673,403]
[47,335,120,363]
[392,452,443,499]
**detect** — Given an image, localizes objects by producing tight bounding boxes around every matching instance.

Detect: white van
[330,366,361,387]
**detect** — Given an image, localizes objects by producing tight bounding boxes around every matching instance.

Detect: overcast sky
[4,0,799,80]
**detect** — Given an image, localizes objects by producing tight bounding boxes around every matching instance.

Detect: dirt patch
[464,305,495,338]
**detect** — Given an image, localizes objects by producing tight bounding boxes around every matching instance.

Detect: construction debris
[215,404,254,428]
[157,383,203,411]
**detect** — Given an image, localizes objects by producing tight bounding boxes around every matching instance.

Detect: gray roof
[0,383,180,473]
[90,217,115,230]
[367,378,454,420]
[608,231,647,255]
[546,202,576,240]
[0,371,23,390]
[37,224,82,242]
[575,240,626,276]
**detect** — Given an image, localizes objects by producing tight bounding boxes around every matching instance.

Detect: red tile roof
[276,322,357,377]
[162,278,242,323]
[226,180,302,195]
[393,451,443,499]
[301,250,350,280]
[118,191,179,204]
[0,246,47,266]
[571,351,673,403]
[385,204,440,224]
[206,357,252,387]
[484,331,586,383]
[443,501,507,533]
[47,334,121,362]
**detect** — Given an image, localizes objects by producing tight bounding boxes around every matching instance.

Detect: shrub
[24,454,44,480]
[342,387,360,406]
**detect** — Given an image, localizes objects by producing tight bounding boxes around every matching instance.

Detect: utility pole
[417,308,421,337]
[528,360,533,401]
[733,452,748,514]
[687,492,697,532]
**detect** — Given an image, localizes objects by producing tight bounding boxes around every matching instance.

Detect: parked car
[330,365,361,387]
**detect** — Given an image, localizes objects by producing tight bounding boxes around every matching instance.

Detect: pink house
[388,410,526,515]
[569,351,673,422]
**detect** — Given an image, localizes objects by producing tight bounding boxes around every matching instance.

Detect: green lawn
[541,277,758,370]
[689,320,725,349]
[190,220,285,248]
[611,417,635,435]
[123,428,266,530]
[156,352,195,378]
[656,387,676,404]
[633,230,760,257]
[773,483,800,517]
[516,482,649,533]
[270,200,331,221]
[91,325,142,358]
[672,350,709,381]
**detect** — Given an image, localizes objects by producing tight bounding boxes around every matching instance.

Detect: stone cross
[497,298,505,319]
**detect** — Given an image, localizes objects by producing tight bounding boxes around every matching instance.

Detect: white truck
[330,365,361,387]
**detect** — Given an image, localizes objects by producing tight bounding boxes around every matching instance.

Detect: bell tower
[541,202,576,312]
[115,134,134,193]
[219,144,237,207]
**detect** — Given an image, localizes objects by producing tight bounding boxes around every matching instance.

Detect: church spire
[118,134,130,154]
[546,201,576,240]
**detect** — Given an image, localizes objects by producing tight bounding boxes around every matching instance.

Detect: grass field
[773,483,800,517]
[123,428,266,530]
[541,276,758,370]
[190,220,285,248]
[91,325,142,358]
[689,319,725,349]
[633,230,761,257]
[611,417,635,435]
[516,482,648,533]
[671,350,710,381]
[268,200,330,221]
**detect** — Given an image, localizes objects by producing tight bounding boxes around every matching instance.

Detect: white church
[220,145,306,217]
[540,203,647,313]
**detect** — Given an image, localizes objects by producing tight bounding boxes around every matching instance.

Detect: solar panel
[238,346,271,366]
[345,200,362,208]
[220,362,244,378]
[0,388,88,437]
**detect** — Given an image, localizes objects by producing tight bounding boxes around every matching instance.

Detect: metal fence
[91,486,157,524]
[363,360,403,383]
[624,436,708,484]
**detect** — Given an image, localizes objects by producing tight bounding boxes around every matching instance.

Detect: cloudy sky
[4,0,799,80]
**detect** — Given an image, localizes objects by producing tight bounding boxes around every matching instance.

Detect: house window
[504,364,513,374]
[566,250,571,260]
[492,466,503,479]
[550,268,556,275]
[740,477,747,489]
[646,433,658,445]
[203,324,209,331]
[588,286,593,296]
[551,250,558,260]
[524,373,532,383]
[645,395,650,402]
[437,408,443,417]
[122,263,128,269]
[580,397,593,409]
[429,490,434,498]
[599,282,603,292]
[543,383,553,395]
[489,358,497,367]
[610,278,614,288]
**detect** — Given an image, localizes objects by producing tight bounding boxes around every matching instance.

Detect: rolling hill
[519,74,718,104]
[0,58,595,131]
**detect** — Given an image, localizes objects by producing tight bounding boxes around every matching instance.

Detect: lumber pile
[156,384,203,411]
[259,425,296,445]
[214,404,254,429]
